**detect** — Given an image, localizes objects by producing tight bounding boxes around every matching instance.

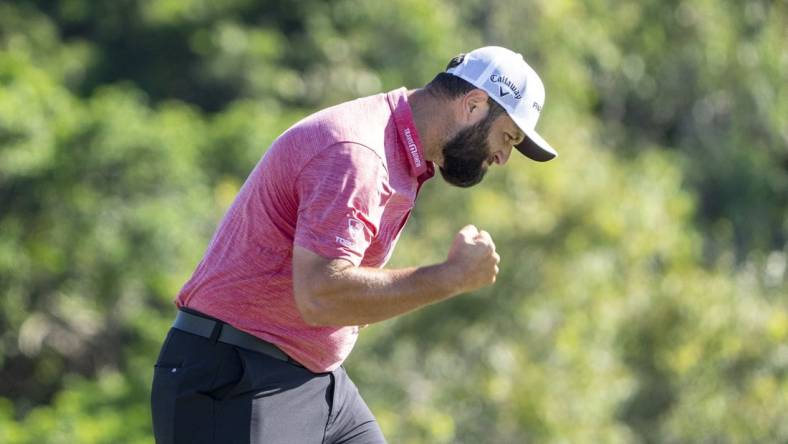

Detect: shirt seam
[291,140,391,204]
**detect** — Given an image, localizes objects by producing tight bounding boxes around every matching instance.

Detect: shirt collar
[387,88,434,181]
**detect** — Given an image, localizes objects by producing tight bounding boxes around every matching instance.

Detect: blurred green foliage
[0,0,786,442]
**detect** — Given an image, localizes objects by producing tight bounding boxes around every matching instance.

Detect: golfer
[151,46,557,443]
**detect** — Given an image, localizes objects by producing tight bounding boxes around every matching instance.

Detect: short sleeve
[294,143,391,266]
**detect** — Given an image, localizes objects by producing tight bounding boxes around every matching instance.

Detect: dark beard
[439,111,498,188]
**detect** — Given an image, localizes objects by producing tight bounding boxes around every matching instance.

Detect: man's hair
[424,53,506,121]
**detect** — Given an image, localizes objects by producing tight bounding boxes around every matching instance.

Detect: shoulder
[297,142,389,187]
[288,93,392,154]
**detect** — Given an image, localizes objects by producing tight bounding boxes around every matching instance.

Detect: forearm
[293,225,499,327]
[298,262,462,326]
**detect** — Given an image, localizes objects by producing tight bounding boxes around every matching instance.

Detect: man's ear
[458,89,490,125]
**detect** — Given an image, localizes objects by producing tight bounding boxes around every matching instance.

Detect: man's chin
[438,167,486,188]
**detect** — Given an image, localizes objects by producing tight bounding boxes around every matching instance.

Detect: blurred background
[0,0,786,442]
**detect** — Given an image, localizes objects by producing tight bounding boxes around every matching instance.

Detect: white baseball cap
[446,46,558,162]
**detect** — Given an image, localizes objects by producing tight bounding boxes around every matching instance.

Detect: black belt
[173,309,303,367]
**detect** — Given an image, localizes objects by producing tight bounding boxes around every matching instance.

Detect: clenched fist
[445,224,500,293]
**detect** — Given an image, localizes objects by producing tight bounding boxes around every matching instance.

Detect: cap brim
[515,128,558,162]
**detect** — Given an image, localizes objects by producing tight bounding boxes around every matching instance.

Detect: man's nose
[494,149,511,165]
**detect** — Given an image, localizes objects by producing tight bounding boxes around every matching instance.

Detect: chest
[361,187,416,267]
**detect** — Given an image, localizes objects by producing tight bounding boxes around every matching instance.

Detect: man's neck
[407,88,451,166]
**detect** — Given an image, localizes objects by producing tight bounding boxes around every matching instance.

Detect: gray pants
[151,324,385,443]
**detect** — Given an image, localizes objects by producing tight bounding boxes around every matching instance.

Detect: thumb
[459,224,479,238]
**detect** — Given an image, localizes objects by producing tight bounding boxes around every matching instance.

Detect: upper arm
[292,246,354,324]
[292,143,390,267]
[290,143,388,324]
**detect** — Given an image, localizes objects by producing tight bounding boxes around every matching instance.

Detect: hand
[445,224,500,294]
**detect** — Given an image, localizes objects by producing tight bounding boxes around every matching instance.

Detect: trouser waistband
[172,309,304,368]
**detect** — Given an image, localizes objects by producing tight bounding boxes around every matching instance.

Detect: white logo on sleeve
[336,217,365,248]
[347,218,364,240]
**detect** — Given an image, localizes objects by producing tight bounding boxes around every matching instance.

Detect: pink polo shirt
[176,88,434,372]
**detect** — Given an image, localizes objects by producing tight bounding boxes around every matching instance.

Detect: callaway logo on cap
[446,46,558,162]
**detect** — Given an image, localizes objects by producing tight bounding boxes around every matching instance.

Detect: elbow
[294,290,332,326]
[292,252,352,327]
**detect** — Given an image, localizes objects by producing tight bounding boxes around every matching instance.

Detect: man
[151,46,557,443]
